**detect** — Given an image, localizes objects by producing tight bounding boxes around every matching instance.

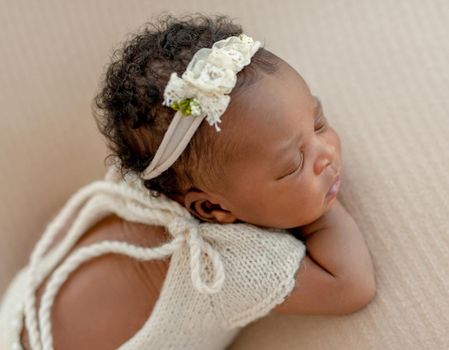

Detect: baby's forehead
[216,67,317,165]
[231,66,315,130]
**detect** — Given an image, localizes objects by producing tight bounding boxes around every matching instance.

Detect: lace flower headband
[141,33,263,180]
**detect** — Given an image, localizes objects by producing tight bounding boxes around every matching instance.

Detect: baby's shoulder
[21,215,171,350]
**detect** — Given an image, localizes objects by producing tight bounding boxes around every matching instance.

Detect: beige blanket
[1,1,448,349]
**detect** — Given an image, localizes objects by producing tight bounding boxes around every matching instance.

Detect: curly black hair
[94,12,280,200]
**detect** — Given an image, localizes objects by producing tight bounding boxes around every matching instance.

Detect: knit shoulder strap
[23,168,225,350]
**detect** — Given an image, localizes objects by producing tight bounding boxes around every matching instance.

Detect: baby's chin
[288,201,337,229]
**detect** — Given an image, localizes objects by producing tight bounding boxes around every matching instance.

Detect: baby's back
[21,214,171,350]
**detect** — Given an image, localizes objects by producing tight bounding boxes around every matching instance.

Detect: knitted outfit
[0,167,306,350]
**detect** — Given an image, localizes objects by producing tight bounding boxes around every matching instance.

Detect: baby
[0,13,375,350]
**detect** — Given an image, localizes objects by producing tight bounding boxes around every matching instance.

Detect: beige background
[1,0,449,349]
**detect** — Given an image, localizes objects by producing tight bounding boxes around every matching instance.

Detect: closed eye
[281,151,304,178]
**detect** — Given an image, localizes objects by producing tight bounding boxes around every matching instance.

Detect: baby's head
[94,13,341,229]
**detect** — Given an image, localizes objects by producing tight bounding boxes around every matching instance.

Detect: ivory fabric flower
[183,49,236,94]
[162,33,262,131]
[212,34,255,69]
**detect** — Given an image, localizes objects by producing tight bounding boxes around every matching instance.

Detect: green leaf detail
[170,98,201,117]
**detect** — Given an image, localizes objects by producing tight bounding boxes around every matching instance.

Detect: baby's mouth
[325,174,340,199]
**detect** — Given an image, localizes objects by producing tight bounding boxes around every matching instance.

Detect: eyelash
[285,152,304,177]
[284,114,328,177]
[314,114,327,133]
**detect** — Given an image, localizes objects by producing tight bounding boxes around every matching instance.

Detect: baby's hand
[301,198,375,292]
[274,199,376,315]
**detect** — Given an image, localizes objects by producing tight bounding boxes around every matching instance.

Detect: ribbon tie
[168,217,225,294]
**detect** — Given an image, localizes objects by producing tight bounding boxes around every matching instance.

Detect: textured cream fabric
[1,1,449,349]
[0,173,305,349]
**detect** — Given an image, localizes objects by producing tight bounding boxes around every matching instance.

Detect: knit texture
[0,168,305,349]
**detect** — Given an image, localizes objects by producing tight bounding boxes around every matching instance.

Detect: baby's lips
[326,174,340,199]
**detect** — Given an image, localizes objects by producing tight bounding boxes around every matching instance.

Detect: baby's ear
[183,189,237,224]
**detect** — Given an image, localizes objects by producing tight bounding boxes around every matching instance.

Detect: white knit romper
[0,166,306,350]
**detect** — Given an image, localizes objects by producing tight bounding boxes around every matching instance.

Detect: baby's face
[211,60,342,229]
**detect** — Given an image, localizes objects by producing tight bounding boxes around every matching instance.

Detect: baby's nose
[314,143,336,174]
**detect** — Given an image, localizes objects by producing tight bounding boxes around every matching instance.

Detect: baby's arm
[273,199,375,315]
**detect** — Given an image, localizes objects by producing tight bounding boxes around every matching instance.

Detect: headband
[140,33,263,180]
